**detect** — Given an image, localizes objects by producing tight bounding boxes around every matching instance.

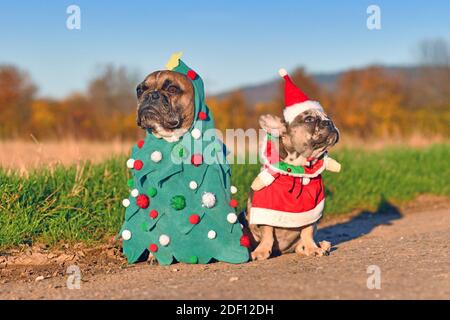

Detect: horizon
[1,0,449,98]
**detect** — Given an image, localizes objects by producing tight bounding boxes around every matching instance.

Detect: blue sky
[0,0,449,98]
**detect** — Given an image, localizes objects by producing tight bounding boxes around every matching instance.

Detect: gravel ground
[1,199,449,300]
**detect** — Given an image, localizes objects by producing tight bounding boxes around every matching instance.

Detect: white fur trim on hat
[284,100,323,123]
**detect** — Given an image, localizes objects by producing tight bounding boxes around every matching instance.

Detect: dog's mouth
[325,130,339,146]
[137,104,183,132]
[310,127,340,154]
[137,102,187,143]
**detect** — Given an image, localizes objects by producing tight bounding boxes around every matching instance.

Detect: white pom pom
[191,128,202,140]
[278,68,287,77]
[126,158,135,169]
[122,199,130,207]
[189,181,198,190]
[150,151,162,163]
[227,213,238,224]
[207,230,217,239]
[159,234,170,246]
[130,189,139,197]
[121,230,132,240]
[302,177,310,185]
[202,192,216,208]
[230,185,238,194]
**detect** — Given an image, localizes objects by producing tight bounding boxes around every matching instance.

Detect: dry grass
[0,139,132,173]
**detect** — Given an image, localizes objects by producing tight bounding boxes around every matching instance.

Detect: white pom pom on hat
[278,68,288,77]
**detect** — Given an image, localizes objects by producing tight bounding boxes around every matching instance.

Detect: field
[0,143,449,249]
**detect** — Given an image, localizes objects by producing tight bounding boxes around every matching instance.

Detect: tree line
[1,41,449,140]
[209,65,450,139]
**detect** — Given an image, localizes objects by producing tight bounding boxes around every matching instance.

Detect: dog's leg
[295,223,331,257]
[251,225,274,261]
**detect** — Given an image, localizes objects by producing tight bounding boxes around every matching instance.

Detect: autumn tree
[207,90,248,132]
[30,99,60,137]
[333,66,407,137]
[0,65,36,138]
[406,39,450,111]
[248,101,280,129]
[87,65,137,114]
[87,65,141,139]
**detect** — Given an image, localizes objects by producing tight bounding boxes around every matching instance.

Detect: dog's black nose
[166,119,180,129]
[320,120,332,128]
[151,91,160,100]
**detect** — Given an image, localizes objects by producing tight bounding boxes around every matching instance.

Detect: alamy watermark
[66,265,81,289]
[366,265,381,289]
[367,5,381,30]
[66,5,81,30]
[167,125,277,166]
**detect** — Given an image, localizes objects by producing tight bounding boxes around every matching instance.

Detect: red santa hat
[278,68,323,123]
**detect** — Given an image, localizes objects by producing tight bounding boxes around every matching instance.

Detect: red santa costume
[250,68,335,228]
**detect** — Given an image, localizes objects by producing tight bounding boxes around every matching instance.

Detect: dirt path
[1,201,449,299]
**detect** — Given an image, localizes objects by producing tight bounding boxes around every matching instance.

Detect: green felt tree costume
[119,53,250,265]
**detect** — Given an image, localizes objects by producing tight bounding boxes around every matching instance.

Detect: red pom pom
[137,140,145,149]
[191,154,203,167]
[240,235,251,248]
[229,199,238,208]
[187,70,197,80]
[149,244,158,253]
[133,159,143,170]
[265,141,272,157]
[149,209,158,219]
[136,194,150,209]
[189,214,201,225]
[287,167,291,172]
[198,111,207,120]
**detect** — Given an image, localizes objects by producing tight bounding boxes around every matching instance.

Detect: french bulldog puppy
[136,70,195,142]
[247,111,340,261]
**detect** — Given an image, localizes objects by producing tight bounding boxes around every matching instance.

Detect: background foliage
[1,40,449,141]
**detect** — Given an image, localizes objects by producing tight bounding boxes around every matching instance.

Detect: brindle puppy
[136,70,195,142]
[246,111,339,260]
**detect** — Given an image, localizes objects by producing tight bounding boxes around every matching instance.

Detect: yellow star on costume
[165,51,183,70]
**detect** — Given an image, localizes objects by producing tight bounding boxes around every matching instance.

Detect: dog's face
[286,109,340,158]
[136,70,195,142]
[260,109,339,160]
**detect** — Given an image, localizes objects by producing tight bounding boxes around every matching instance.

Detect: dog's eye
[167,85,179,94]
[136,84,147,97]
[304,116,315,123]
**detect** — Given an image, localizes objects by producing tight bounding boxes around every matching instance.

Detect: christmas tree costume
[250,68,341,228]
[120,53,250,265]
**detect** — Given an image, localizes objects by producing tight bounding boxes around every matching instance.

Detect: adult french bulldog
[246,69,340,261]
[136,70,195,142]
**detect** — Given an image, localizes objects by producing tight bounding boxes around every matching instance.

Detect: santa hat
[278,68,323,123]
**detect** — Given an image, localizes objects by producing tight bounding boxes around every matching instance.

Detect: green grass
[1,144,449,248]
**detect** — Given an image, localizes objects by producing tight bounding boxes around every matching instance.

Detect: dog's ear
[259,114,287,137]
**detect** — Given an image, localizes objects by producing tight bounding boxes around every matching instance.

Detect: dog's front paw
[251,245,272,261]
[318,241,331,253]
[295,240,331,257]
